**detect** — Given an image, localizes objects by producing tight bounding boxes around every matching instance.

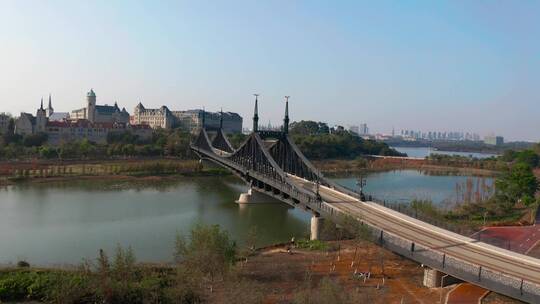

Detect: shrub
[17,260,30,268]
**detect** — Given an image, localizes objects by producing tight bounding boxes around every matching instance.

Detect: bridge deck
[192,125,540,302]
[288,175,540,284]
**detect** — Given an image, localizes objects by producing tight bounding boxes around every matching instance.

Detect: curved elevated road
[289,175,540,284]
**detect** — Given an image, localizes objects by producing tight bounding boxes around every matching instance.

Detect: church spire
[40,97,44,110]
[46,93,54,116]
[283,96,290,134]
[253,94,259,132]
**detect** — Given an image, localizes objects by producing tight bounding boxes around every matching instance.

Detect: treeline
[431,140,534,154]
[451,149,539,221]
[500,147,540,168]
[0,128,194,161]
[289,121,405,159]
[0,117,405,161]
[386,138,534,154]
[427,154,507,171]
[427,144,540,172]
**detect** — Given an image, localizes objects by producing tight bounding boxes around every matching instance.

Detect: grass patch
[295,239,329,251]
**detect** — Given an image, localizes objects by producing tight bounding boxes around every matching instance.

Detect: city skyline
[1,1,539,141]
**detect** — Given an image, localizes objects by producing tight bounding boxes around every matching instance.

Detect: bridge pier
[310,214,324,241]
[423,268,460,288]
[236,188,280,204]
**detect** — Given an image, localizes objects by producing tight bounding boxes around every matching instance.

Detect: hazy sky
[1,1,539,141]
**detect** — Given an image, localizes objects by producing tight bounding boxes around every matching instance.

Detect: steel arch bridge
[191,98,357,218]
[190,97,540,303]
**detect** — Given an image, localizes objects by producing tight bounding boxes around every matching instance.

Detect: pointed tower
[86,89,96,123]
[201,107,206,129]
[283,96,290,134]
[252,94,259,132]
[46,94,54,117]
[219,108,224,129]
[36,97,47,133]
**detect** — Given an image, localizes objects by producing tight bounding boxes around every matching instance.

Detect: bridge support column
[423,268,460,288]
[310,214,324,241]
[236,188,280,204]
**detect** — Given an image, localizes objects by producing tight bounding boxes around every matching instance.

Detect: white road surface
[289,175,540,284]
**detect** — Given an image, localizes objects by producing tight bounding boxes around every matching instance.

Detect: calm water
[392,146,498,159]
[0,171,493,265]
[334,170,493,205]
[0,177,310,265]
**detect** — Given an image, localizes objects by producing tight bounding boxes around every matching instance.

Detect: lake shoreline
[0,158,233,186]
[314,158,498,177]
[0,156,498,187]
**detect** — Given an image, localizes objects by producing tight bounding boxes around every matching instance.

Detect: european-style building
[0,113,11,134]
[131,103,242,133]
[71,89,130,124]
[14,90,149,145]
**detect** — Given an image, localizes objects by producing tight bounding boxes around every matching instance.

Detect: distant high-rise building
[484,135,504,146]
[359,123,369,135]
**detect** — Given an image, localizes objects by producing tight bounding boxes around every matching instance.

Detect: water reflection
[331,170,494,206]
[0,170,493,265]
[0,176,310,266]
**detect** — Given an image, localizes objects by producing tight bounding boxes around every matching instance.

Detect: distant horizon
[1,1,539,142]
[2,87,530,143]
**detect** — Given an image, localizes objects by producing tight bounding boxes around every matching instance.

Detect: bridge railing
[319,192,540,302]
[196,146,540,302]
[197,147,327,213]
[366,197,478,237]
[369,226,540,303]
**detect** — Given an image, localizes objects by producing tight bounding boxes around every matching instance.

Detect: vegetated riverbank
[0,158,230,186]
[0,154,499,188]
[0,223,522,304]
[313,157,499,177]
[0,221,458,304]
[0,242,446,304]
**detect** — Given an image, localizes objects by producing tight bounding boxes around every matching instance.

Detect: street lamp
[357,175,367,200]
[315,171,321,201]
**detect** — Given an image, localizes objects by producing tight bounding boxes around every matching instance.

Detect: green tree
[38,146,57,159]
[22,132,48,147]
[501,149,517,162]
[165,131,191,158]
[515,150,539,168]
[174,224,236,291]
[290,120,329,135]
[495,162,539,207]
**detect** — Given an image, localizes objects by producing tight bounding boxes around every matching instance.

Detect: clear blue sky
[1,1,538,141]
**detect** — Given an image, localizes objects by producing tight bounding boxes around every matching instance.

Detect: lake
[0,171,494,265]
[391,146,498,159]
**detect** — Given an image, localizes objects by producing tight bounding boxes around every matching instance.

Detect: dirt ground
[216,240,452,303]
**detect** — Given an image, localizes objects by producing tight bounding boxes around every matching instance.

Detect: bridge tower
[201,107,206,129]
[219,108,223,129]
[253,94,259,132]
[283,96,290,134]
